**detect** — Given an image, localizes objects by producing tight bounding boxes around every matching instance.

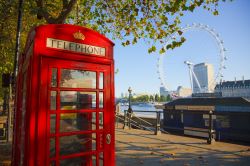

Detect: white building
[176,86,192,97]
[133,92,151,98]
[193,63,215,93]
[160,87,169,97]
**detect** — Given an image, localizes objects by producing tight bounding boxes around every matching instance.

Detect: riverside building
[163,97,250,142]
[214,78,250,99]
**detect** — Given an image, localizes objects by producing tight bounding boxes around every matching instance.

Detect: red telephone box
[12,24,115,166]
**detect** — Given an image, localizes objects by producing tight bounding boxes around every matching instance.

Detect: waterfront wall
[163,110,250,143]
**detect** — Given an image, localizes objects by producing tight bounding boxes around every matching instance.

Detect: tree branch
[63,0,69,8]
[54,0,77,24]
[36,0,77,24]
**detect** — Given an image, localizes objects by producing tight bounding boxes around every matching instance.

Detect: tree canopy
[0,0,228,75]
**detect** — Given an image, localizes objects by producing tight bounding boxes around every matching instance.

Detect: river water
[118,103,164,118]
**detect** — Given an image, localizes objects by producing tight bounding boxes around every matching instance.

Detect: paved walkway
[1,125,250,166]
[115,124,250,166]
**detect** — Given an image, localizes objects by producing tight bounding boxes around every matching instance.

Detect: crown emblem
[73,31,85,40]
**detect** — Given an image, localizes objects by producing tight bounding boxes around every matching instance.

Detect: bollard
[127,107,133,129]
[128,112,132,129]
[115,113,119,128]
[123,110,129,130]
[155,111,161,135]
[207,110,215,144]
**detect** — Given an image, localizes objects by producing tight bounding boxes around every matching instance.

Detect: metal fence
[115,109,216,144]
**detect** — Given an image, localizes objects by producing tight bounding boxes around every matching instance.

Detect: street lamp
[128,87,132,113]
[127,87,133,129]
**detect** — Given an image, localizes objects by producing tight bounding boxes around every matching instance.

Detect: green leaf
[148,46,157,53]
[132,37,137,45]
[213,10,219,16]
[177,30,183,35]
[159,48,166,54]
[166,44,172,50]
[180,37,186,42]
[125,40,130,45]
[189,5,195,12]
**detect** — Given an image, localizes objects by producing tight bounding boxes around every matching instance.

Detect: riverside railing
[116,110,166,135]
[115,109,216,144]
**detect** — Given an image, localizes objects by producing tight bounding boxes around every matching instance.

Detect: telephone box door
[40,58,114,166]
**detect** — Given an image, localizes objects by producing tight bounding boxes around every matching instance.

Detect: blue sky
[114,0,250,97]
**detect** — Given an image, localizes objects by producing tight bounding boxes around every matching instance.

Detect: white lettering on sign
[46,38,106,56]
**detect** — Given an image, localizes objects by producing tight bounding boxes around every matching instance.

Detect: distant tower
[193,63,215,93]
[160,86,168,97]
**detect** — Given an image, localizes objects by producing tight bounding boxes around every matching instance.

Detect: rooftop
[215,80,250,89]
[165,97,250,107]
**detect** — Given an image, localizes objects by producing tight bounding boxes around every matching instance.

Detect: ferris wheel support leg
[188,67,193,92]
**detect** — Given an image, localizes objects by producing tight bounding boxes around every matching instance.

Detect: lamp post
[123,87,133,130]
[128,87,132,113]
[127,87,133,129]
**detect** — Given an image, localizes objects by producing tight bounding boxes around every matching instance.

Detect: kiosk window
[99,72,103,89]
[50,114,56,133]
[60,69,96,89]
[50,91,57,110]
[51,68,57,87]
[59,133,96,156]
[99,112,103,129]
[99,152,104,166]
[99,92,103,108]
[60,91,96,110]
[50,138,55,157]
[60,155,96,166]
[59,112,96,132]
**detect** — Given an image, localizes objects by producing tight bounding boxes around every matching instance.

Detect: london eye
[157,23,227,93]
